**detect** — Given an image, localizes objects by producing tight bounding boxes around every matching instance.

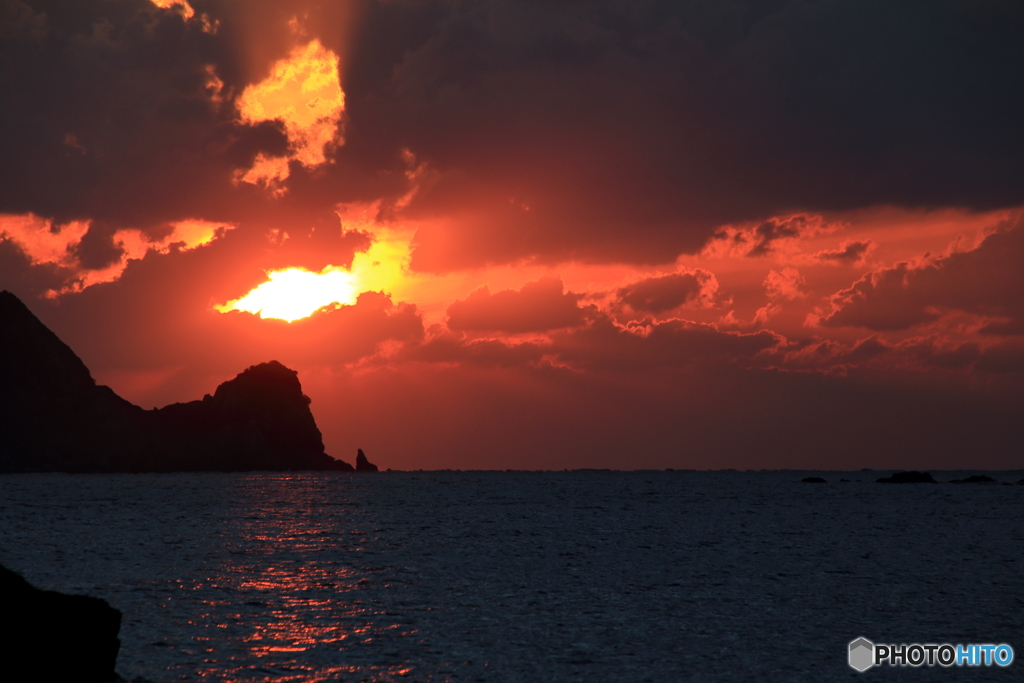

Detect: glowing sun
[216,266,356,322]
[216,215,414,323]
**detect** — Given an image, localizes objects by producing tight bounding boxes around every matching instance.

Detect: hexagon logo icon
[849,637,874,672]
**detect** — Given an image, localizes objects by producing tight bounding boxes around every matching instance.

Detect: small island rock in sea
[356,448,379,472]
[0,290,356,473]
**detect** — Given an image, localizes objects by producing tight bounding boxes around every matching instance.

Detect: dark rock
[148,361,353,472]
[876,471,937,483]
[801,477,827,483]
[1018,479,1024,485]
[0,290,146,472]
[949,475,997,484]
[0,290,354,472]
[355,448,379,472]
[0,563,121,683]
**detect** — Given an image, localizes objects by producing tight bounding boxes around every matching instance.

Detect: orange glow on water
[235,39,344,191]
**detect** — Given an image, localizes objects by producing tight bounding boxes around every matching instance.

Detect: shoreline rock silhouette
[0,290,357,472]
[0,563,122,683]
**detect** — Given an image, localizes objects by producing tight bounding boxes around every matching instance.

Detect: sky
[2,0,1023,470]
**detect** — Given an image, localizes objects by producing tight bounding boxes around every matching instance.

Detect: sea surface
[1,471,1022,682]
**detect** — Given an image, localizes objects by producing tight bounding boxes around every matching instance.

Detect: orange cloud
[235,39,345,192]
[615,270,720,315]
[816,215,1024,332]
[0,214,233,296]
[0,214,89,268]
[149,0,193,20]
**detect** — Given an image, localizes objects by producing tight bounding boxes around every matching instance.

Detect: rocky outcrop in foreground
[0,290,357,472]
[0,563,121,683]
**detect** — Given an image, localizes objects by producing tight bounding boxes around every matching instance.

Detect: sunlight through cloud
[216,267,357,322]
[234,39,345,193]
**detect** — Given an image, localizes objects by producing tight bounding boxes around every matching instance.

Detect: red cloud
[446,276,588,333]
[763,268,806,301]
[549,315,781,372]
[776,333,1024,377]
[401,331,546,367]
[615,270,719,314]
[818,216,1024,332]
[708,215,837,258]
[815,239,875,265]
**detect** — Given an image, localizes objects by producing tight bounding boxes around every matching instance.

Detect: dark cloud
[401,330,546,367]
[72,220,124,270]
[816,240,874,265]
[615,270,717,314]
[819,216,1024,331]
[777,333,1024,377]
[745,217,810,257]
[549,315,781,372]
[263,221,371,273]
[3,1,1023,272]
[706,214,836,259]
[0,238,73,298]
[342,1,1024,268]
[446,276,588,333]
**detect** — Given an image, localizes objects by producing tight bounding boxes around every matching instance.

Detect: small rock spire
[355,449,379,472]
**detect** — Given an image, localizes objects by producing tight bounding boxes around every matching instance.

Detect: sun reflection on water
[172,474,420,682]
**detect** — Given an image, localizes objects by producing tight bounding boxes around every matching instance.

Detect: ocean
[1,471,1021,682]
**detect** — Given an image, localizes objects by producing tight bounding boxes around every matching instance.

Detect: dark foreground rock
[356,448,379,472]
[0,563,121,683]
[0,290,355,472]
[801,477,827,483]
[950,475,998,484]
[877,471,936,483]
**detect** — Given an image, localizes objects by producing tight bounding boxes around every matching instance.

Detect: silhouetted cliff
[0,290,354,472]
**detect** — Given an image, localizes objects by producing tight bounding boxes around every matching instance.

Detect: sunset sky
[2,0,1023,470]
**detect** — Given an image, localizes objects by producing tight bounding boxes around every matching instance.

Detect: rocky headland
[0,290,374,473]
